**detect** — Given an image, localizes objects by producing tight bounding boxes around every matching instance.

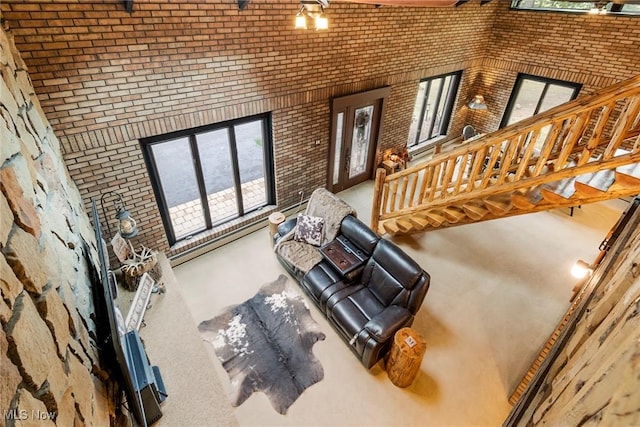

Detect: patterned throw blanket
[198,275,325,414]
[274,188,356,274]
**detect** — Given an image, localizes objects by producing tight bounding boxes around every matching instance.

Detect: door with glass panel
[329,87,390,192]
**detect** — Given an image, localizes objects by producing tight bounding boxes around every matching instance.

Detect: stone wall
[512,204,640,425]
[0,21,112,426]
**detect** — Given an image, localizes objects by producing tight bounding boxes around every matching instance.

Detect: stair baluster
[370,75,640,235]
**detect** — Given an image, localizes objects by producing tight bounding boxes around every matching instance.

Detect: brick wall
[470,2,640,133]
[1,0,638,256]
[1,0,493,256]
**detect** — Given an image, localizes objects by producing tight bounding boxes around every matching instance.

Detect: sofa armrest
[364,306,412,342]
[274,217,298,243]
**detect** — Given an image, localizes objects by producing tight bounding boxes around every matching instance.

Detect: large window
[407,71,462,148]
[142,114,274,245]
[511,1,640,14]
[501,74,582,128]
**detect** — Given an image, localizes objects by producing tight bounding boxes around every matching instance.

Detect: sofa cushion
[363,262,408,307]
[340,215,380,255]
[303,261,343,304]
[370,239,423,289]
[347,287,385,318]
[276,239,324,275]
[329,287,384,341]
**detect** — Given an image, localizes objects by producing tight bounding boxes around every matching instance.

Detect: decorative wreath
[355,110,371,130]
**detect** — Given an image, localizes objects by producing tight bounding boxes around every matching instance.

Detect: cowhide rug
[198,274,326,414]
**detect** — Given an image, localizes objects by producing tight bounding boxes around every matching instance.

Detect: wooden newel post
[371,168,386,234]
[386,327,426,388]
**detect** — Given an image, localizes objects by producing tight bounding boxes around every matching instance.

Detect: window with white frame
[407,71,462,148]
[141,114,275,245]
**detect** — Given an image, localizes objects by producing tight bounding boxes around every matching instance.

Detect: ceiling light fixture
[295,0,330,31]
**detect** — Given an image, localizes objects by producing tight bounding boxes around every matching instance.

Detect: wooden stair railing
[372,74,640,235]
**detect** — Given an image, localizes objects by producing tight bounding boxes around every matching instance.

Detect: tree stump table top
[386,327,426,388]
[268,211,286,244]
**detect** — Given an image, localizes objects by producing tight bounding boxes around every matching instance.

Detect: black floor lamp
[99,191,139,240]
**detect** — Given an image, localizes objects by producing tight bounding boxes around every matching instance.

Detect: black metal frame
[408,70,462,148]
[510,1,640,16]
[140,113,275,246]
[499,73,582,129]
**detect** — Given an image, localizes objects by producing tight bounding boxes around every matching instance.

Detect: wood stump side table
[268,211,285,245]
[386,327,426,388]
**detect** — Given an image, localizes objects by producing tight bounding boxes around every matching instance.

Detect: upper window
[407,71,462,148]
[511,1,640,15]
[141,114,275,245]
[500,74,582,128]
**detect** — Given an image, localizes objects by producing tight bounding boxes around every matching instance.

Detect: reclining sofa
[274,188,430,369]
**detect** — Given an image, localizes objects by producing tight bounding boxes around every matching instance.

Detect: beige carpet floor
[158,180,626,426]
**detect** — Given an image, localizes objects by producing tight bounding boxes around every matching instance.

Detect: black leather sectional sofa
[275,211,430,369]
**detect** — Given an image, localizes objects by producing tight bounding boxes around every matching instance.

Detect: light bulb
[571,260,592,279]
[295,14,307,30]
[315,15,328,30]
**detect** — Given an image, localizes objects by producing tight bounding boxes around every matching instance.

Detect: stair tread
[484,196,512,215]
[512,188,543,209]
[615,167,640,188]
[396,219,413,233]
[541,177,577,200]
[382,220,400,234]
[423,211,446,226]
[442,207,466,223]
[409,215,430,229]
[462,203,488,220]
[617,162,640,178]
[575,169,615,192]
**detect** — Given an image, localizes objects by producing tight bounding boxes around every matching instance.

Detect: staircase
[371,74,640,235]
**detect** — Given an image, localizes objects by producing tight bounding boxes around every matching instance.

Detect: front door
[329,87,390,192]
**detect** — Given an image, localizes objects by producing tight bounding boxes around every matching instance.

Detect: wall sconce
[100,191,139,239]
[468,95,488,110]
[295,0,329,30]
[571,260,593,279]
[295,10,308,29]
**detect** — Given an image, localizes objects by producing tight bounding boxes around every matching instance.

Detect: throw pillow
[295,214,325,246]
